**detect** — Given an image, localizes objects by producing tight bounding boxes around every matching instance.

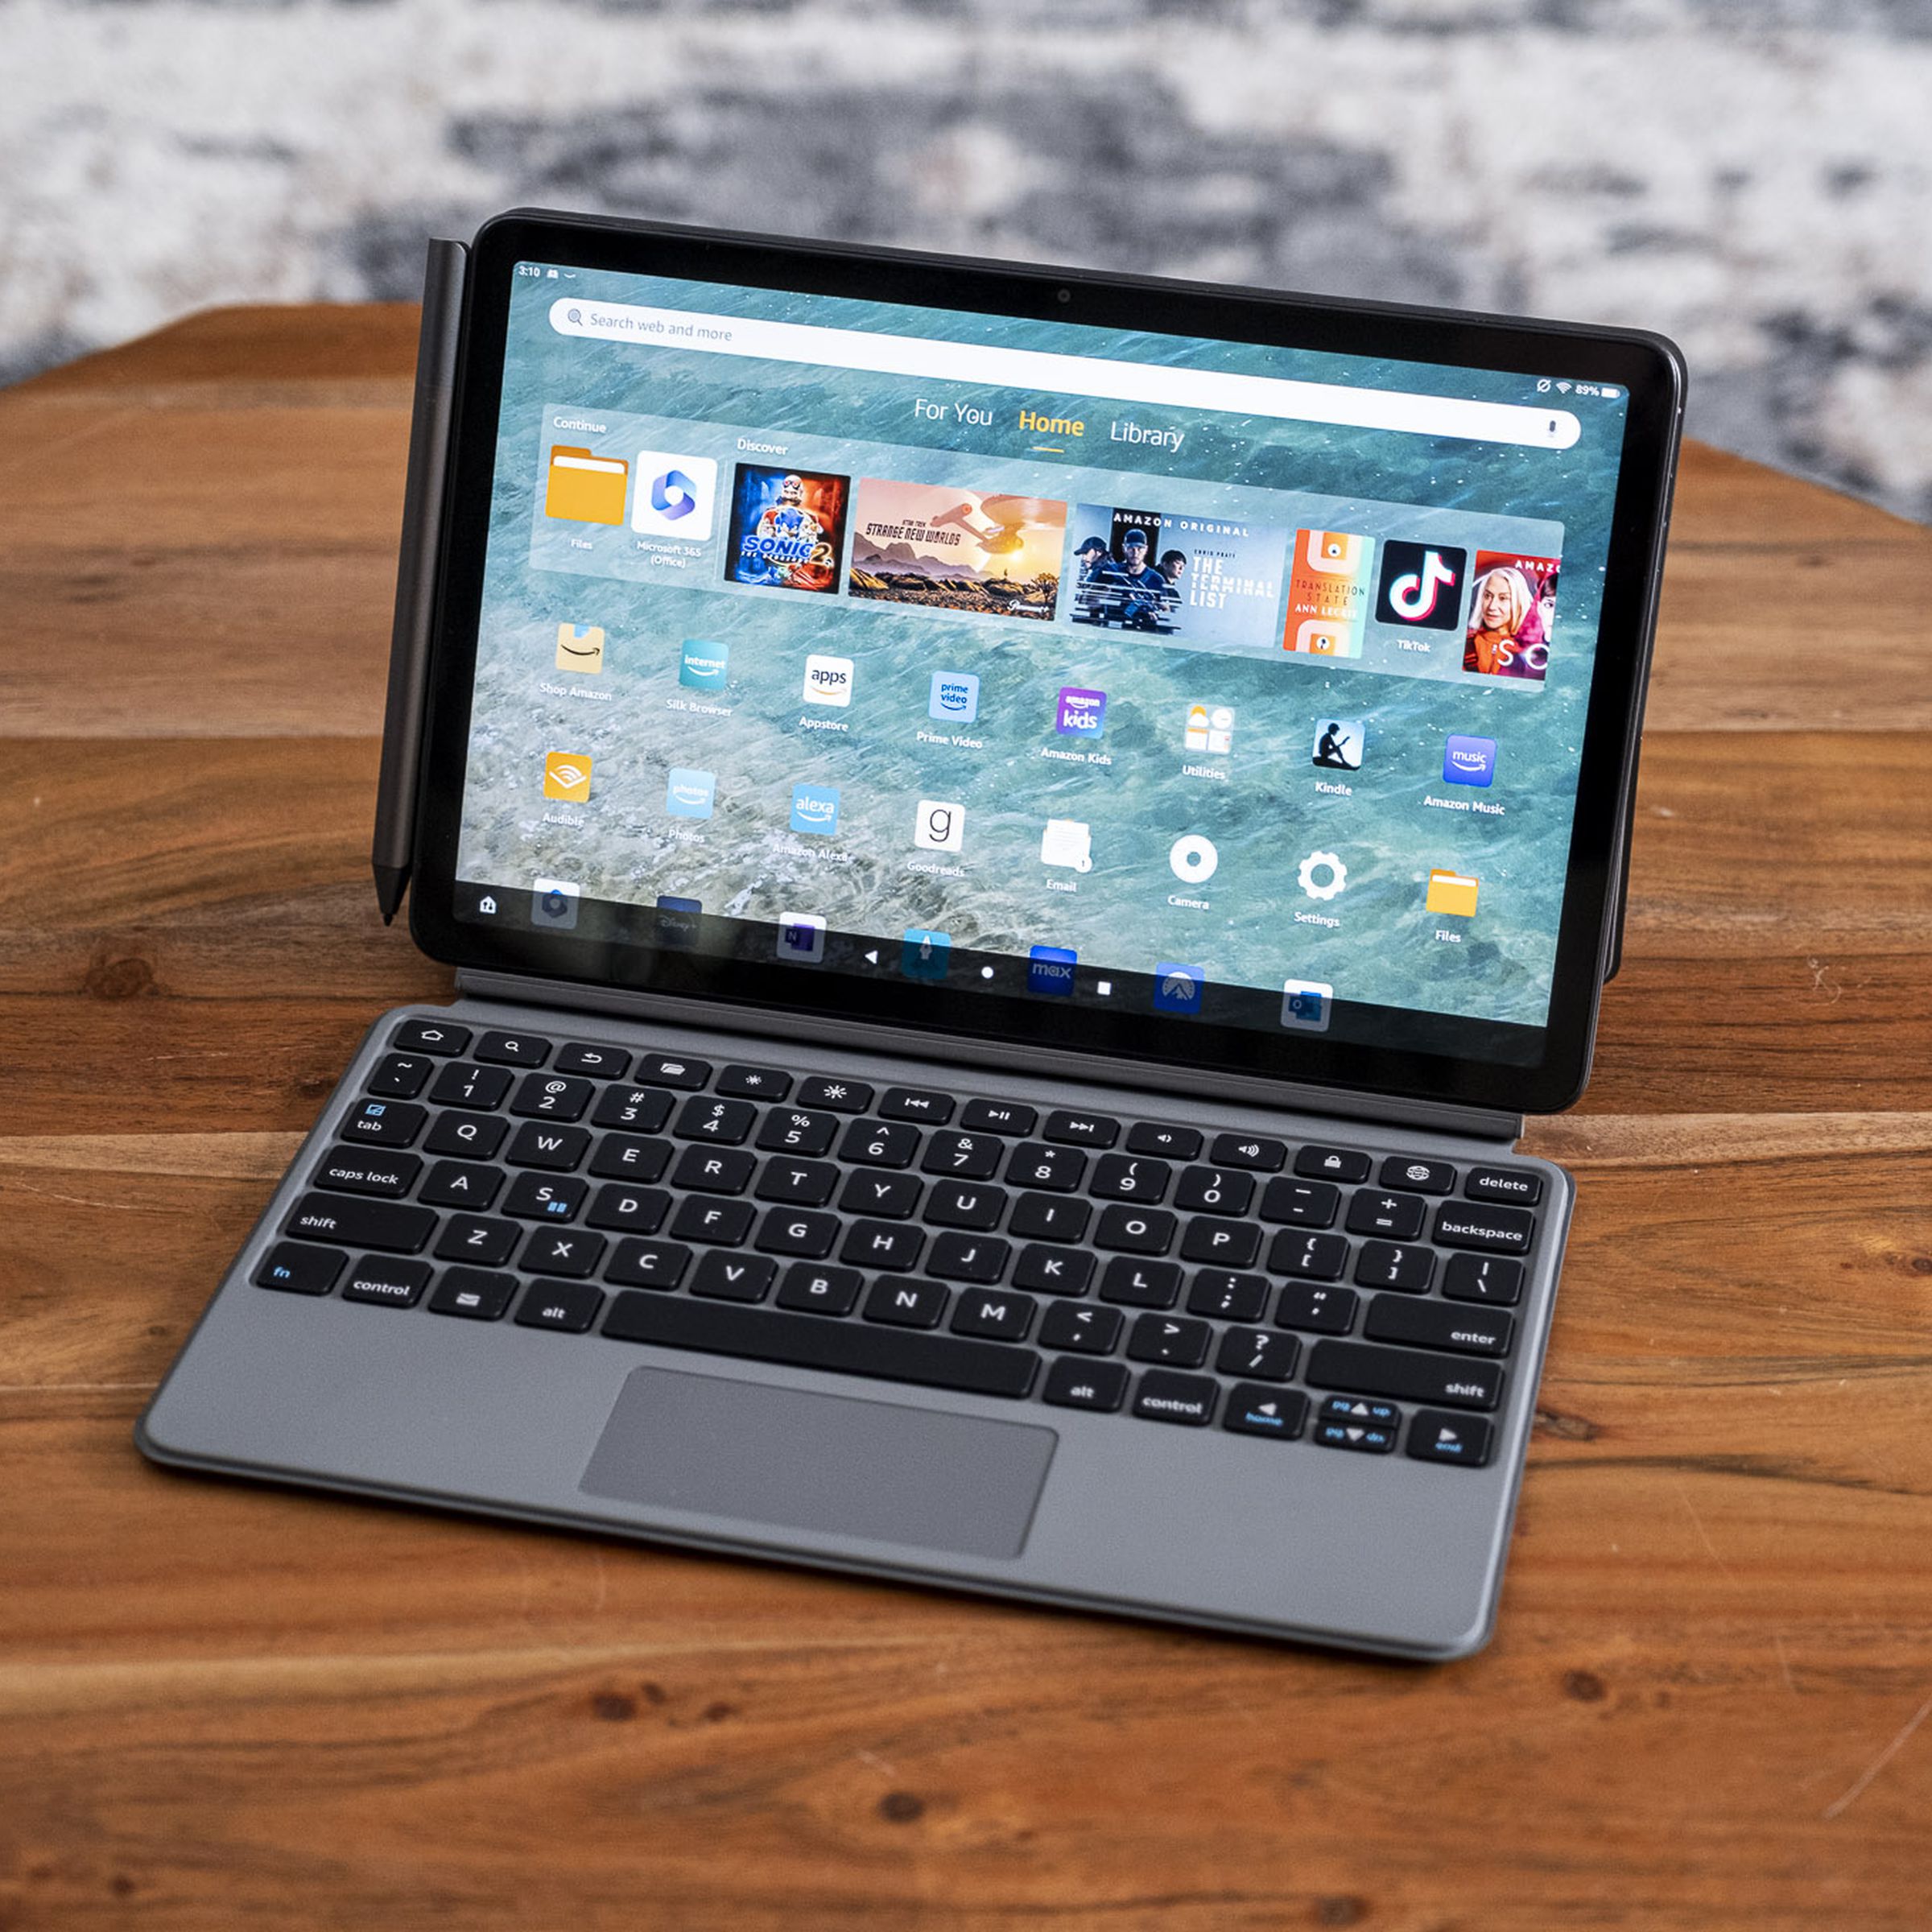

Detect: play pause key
[1222,1385,1309,1440]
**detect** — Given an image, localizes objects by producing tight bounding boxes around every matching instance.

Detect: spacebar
[602,1292,1041,1399]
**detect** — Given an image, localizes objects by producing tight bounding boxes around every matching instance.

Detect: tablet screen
[422,221,1676,1111]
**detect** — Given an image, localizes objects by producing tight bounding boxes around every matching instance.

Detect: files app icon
[544,447,628,525]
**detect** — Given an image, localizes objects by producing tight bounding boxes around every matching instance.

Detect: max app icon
[555,624,605,673]
[630,453,717,540]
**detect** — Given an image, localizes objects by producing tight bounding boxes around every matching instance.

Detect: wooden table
[3,305,1930,1931]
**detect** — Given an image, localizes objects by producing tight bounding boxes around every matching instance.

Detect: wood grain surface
[2,303,1930,1931]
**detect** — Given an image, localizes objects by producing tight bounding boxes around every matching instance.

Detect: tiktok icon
[1375,541,1468,630]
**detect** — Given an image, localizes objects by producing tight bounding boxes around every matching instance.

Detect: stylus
[373,237,469,924]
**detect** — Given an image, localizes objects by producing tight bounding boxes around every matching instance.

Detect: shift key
[1307,1339,1505,1411]
[283,1192,436,1254]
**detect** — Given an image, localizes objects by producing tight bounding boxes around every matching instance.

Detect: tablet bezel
[408,208,1682,1115]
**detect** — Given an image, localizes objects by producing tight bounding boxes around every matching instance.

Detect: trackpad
[580,1366,1057,1559]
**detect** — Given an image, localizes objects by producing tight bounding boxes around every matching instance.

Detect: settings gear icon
[1298,850,1348,901]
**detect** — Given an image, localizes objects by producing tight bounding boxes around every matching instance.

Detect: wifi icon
[1554,380,1571,394]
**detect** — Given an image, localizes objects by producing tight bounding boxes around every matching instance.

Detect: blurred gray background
[4,0,1930,518]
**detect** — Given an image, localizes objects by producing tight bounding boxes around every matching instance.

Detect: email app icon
[544,445,628,525]
[1426,868,1480,917]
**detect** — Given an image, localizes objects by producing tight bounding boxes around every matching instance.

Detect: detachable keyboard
[258,1011,1542,1469]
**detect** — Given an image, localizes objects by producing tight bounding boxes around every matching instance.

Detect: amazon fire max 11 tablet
[140,209,1683,1658]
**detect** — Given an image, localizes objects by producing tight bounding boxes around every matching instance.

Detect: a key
[1099,1258,1182,1308]
[1039,1302,1121,1353]
[1364,1297,1514,1357]
[952,1290,1037,1342]
[1466,1168,1543,1207]
[367,1053,432,1099]
[1306,1340,1505,1410]
[337,1100,426,1149]
[313,1150,420,1199]
[428,1269,518,1319]
[774,1263,864,1315]
[961,1098,1035,1136]
[1093,1207,1175,1254]
[1215,1327,1300,1381]
[926,1232,1009,1284]
[1257,1177,1340,1227]
[1186,1269,1270,1322]
[1222,1385,1308,1440]
[1089,1154,1171,1202]
[841,1119,923,1168]
[753,1208,841,1258]
[1354,1242,1435,1292]
[1208,1133,1286,1172]
[1013,1246,1096,1295]
[592,1086,674,1133]
[1435,1201,1537,1253]
[1004,1142,1087,1191]
[1274,1282,1357,1335]
[754,1158,840,1207]
[795,1077,872,1113]
[516,1228,605,1279]
[253,1242,345,1296]
[505,1123,590,1171]
[432,1216,519,1268]
[1125,1122,1203,1159]
[923,1181,1007,1231]
[390,1018,470,1056]
[880,1088,953,1125]
[589,1135,671,1182]
[1044,1110,1120,1149]
[634,1054,710,1090]
[864,1277,950,1329]
[417,1161,504,1211]
[717,1065,791,1100]
[1406,1410,1496,1468]
[691,1253,778,1302]
[841,1220,926,1272]
[1294,1145,1372,1184]
[605,1238,692,1290]
[1442,1253,1525,1305]
[502,1173,586,1221]
[423,1112,508,1160]
[755,1108,839,1156]
[1127,1314,1212,1368]
[1006,1194,1090,1243]
[920,1131,1004,1179]
[837,1170,923,1218]
[340,1256,434,1309]
[673,1095,758,1144]
[1378,1156,1456,1195]
[473,1031,550,1068]
[1269,1229,1350,1278]
[1131,1371,1217,1426]
[586,1185,670,1235]
[669,1197,755,1245]
[555,1042,630,1079]
[670,1146,756,1194]
[284,1193,433,1253]
[1042,1358,1130,1410]
[1345,1190,1428,1241]
[515,1280,605,1331]
[1178,1217,1261,1267]
[1173,1166,1254,1215]
[428,1062,514,1110]
[510,1073,594,1121]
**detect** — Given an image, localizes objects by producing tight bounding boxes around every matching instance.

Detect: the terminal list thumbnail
[724,465,850,594]
[1071,505,1286,650]
[847,481,1065,621]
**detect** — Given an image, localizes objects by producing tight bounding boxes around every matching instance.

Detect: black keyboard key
[474,1030,550,1068]
[920,1131,1004,1179]
[1379,1155,1456,1195]
[592,1085,675,1133]
[314,1150,419,1198]
[717,1064,791,1100]
[927,1232,1009,1284]
[503,1173,587,1221]
[555,1042,630,1079]
[1313,1416,1397,1454]
[1094,1206,1175,1255]
[1307,1340,1505,1411]
[368,1052,433,1099]
[674,1095,758,1145]
[841,1119,923,1168]
[1442,1253,1525,1305]
[1179,1217,1261,1268]
[1274,1282,1357,1335]
[1257,1177,1337,1226]
[1043,1357,1129,1410]
[1005,1142,1087,1191]
[924,1181,1007,1231]
[1269,1229,1350,1279]
[424,1111,508,1160]
[1173,1166,1254,1215]
[961,1098,1035,1136]
[341,1255,433,1309]
[505,1122,590,1171]
[434,1216,519,1268]
[1354,1242,1435,1292]
[605,1290,1039,1398]
[1007,1194,1091,1243]
[691,1253,778,1302]
[285,1192,433,1253]
[1099,1258,1182,1308]
[1435,1201,1536,1254]
[1128,1314,1212,1368]
[391,1018,469,1056]
[254,1241,344,1296]
[1467,1167,1543,1207]
[753,1208,840,1258]
[796,1076,871,1113]
[1133,1371,1217,1426]
[1208,1133,1286,1172]
[755,1158,840,1207]
[516,1280,605,1332]
[418,1160,504,1212]
[1126,1121,1202,1159]
[1187,1269,1270,1323]
[635,1052,710,1090]
[1224,1385,1309,1440]
[1365,1298,1514,1357]
[429,1062,514,1110]
[775,1264,864,1315]
[1040,1302,1121,1352]
[1294,1145,1372,1184]
[428,1268,518,1320]
[671,1146,756,1195]
[605,1238,691,1290]
[838,1170,923,1219]
[1319,1393,1402,1428]
[587,1184,670,1235]
[510,1073,594,1121]
[518,1228,605,1279]
[952,1289,1037,1342]
[756,1108,839,1156]
[865,1277,949,1328]
[670,1196,755,1245]
[881,1088,953,1125]
[1044,1109,1120,1148]
[1089,1154,1171,1202]
[1216,1327,1300,1382]
[338,1099,426,1148]
[1407,1410,1496,1468]
[1345,1190,1428,1241]
[841,1220,926,1272]
[590,1135,671,1183]
[1014,1245,1096,1296]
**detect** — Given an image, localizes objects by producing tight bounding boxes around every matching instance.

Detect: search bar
[551,299,1580,451]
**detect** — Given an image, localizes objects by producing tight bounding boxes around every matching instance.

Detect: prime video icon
[929,671,980,724]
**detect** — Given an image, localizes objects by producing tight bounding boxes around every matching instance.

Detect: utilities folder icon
[545,446,628,525]
[1426,868,1480,917]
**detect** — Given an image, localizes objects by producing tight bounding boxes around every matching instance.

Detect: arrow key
[1223,1385,1310,1440]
